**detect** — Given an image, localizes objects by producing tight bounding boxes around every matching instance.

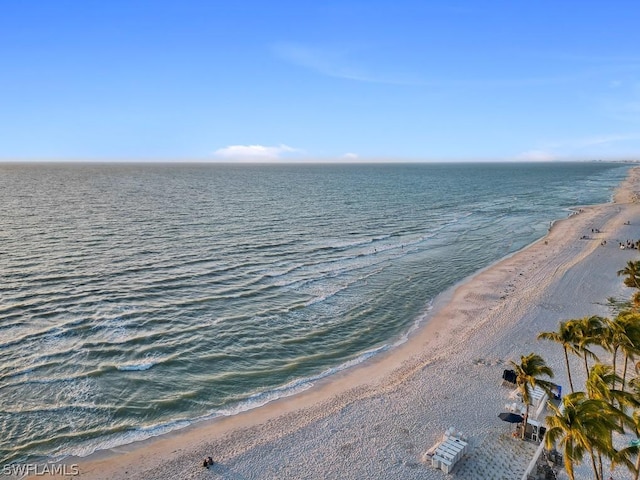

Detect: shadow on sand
[204,462,249,480]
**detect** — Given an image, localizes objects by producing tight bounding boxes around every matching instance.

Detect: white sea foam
[115,354,168,372]
[52,420,192,461]
[303,284,350,307]
[216,382,314,417]
[116,362,156,371]
[212,344,389,419]
[262,263,305,278]
[393,298,435,347]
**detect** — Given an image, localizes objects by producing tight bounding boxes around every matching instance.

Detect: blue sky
[1,1,640,161]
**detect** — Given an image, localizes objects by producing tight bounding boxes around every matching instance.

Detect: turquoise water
[0,162,630,464]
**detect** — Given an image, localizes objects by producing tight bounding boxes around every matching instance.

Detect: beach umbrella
[498,412,524,423]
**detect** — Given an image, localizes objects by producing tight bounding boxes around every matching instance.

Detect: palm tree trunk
[589,448,601,480]
[598,453,603,480]
[584,351,590,377]
[622,354,630,393]
[522,405,529,440]
[566,460,575,480]
[564,347,575,393]
[634,422,640,480]
[612,346,619,390]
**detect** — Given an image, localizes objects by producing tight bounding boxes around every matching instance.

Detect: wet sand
[42,166,640,480]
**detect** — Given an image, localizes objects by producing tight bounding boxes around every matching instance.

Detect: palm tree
[632,291,640,312]
[632,363,640,394]
[604,315,627,391]
[618,260,640,290]
[538,320,582,393]
[616,312,640,394]
[585,363,634,405]
[585,363,637,477]
[611,445,639,480]
[609,409,640,480]
[603,313,640,393]
[510,353,555,439]
[573,316,605,376]
[545,392,623,480]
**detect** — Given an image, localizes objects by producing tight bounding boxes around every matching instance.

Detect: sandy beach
[39,166,640,480]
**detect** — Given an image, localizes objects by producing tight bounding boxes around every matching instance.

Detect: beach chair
[502,369,517,385]
[440,457,453,474]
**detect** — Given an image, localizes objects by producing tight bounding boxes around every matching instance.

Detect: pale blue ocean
[0,162,630,465]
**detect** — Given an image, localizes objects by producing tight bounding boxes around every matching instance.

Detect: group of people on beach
[619,239,640,250]
[618,221,638,249]
[580,227,605,241]
[579,224,640,249]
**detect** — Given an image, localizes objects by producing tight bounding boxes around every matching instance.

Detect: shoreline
[39,166,640,479]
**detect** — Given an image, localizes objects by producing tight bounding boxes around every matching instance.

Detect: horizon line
[0,157,637,165]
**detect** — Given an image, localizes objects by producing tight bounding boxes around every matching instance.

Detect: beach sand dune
[42,167,640,480]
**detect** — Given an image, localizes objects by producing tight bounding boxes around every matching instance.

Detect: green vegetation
[510,353,555,440]
[531,260,640,480]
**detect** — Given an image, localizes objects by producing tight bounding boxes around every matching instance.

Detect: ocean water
[0,161,630,465]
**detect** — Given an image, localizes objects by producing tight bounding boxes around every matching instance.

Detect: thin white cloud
[518,132,640,161]
[271,42,420,85]
[545,133,640,150]
[272,42,640,88]
[576,133,640,148]
[343,152,359,159]
[214,144,300,161]
[516,150,558,162]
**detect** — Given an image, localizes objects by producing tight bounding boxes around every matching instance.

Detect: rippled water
[0,162,629,464]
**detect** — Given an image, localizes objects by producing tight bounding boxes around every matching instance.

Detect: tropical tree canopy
[618,260,640,290]
[510,353,554,439]
[538,320,582,393]
[545,393,624,480]
[538,260,640,479]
